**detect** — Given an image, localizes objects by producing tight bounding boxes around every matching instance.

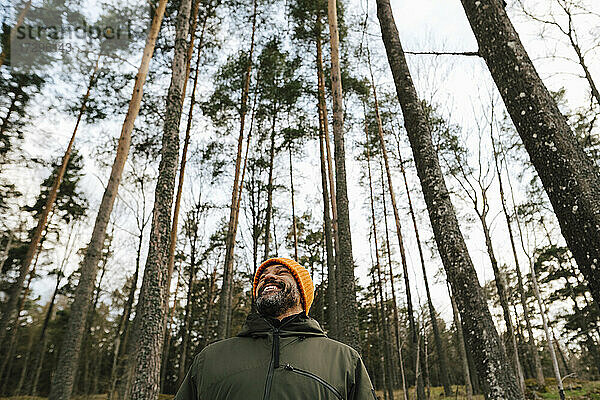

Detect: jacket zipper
[262,327,279,400]
[284,363,343,399]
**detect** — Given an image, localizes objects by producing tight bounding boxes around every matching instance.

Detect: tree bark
[0,55,99,348]
[460,0,600,309]
[327,0,359,351]
[159,270,182,394]
[127,0,193,396]
[375,0,522,398]
[47,4,167,398]
[315,29,338,338]
[217,0,257,340]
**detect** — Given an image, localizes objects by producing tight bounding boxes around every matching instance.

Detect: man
[175,257,377,399]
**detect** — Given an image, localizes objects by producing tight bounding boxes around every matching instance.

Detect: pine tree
[127,0,193,395]
[327,0,360,351]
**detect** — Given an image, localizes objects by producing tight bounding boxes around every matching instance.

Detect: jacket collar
[237,311,326,338]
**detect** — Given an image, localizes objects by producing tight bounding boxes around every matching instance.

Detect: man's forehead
[260,263,291,276]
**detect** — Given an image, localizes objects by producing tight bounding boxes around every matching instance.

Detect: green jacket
[174,312,377,400]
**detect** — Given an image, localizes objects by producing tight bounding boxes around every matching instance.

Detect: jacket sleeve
[350,355,378,400]
[174,351,204,400]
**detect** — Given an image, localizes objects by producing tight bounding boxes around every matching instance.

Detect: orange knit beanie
[253,257,314,314]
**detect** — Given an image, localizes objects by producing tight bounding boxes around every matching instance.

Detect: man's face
[255,264,301,318]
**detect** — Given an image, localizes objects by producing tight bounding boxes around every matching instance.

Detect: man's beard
[255,282,300,318]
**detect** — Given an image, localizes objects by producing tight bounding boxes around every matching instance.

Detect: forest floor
[374,379,600,400]
[3,381,600,400]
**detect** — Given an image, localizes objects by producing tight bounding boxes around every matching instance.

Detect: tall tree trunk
[165,0,207,313]
[393,130,451,396]
[491,135,545,387]
[370,266,389,400]
[364,116,394,400]
[127,0,193,396]
[288,145,298,260]
[159,270,182,394]
[449,283,473,400]
[0,56,99,348]
[168,6,209,387]
[379,159,406,399]
[375,1,522,398]
[315,28,337,339]
[327,0,359,351]
[263,112,277,260]
[47,5,166,398]
[366,46,424,398]
[0,0,32,67]
[174,13,209,386]
[217,0,257,339]
[460,0,600,308]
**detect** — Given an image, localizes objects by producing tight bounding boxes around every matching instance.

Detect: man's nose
[261,271,277,281]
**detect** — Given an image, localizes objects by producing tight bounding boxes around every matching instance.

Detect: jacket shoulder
[319,337,361,358]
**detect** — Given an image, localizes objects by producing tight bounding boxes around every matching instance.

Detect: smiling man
[174,257,377,400]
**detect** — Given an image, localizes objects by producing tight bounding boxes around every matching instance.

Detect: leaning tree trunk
[374,0,522,398]
[127,0,193,396]
[315,25,338,338]
[327,0,359,351]
[47,11,167,395]
[217,0,257,339]
[0,56,99,348]
[460,0,600,308]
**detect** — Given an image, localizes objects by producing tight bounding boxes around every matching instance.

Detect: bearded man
[175,257,377,399]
